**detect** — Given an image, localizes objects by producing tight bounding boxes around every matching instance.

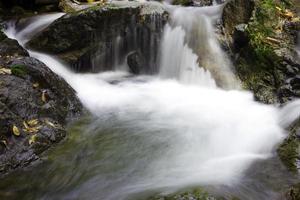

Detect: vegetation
[246,0,294,59]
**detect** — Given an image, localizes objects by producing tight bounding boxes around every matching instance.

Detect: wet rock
[232,23,249,51]
[59,0,92,13]
[27,1,168,74]
[172,0,213,7]
[222,0,255,37]
[172,0,194,6]
[193,0,213,7]
[0,38,29,57]
[0,31,82,174]
[127,51,145,75]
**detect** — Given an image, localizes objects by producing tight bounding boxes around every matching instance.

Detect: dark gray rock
[232,23,249,51]
[0,38,29,57]
[0,33,82,174]
[222,0,255,36]
[27,2,168,74]
[127,51,145,75]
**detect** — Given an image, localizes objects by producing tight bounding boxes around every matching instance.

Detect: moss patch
[10,64,28,78]
[278,121,300,173]
[148,188,240,200]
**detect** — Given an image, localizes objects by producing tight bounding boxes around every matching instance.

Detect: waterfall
[159,5,239,89]
[159,24,217,87]
[3,5,300,200]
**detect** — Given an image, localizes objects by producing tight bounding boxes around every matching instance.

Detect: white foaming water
[159,24,217,87]
[160,5,239,89]
[4,8,300,199]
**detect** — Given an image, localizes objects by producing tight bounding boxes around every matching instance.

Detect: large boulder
[27,1,168,74]
[222,0,255,37]
[0,32,82,174]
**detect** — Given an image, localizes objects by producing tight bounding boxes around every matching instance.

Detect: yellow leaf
[275,6,282,11]
[23,121,29,129]
[0,68,12,75]
[29,134,37,145]
[33,83,39,88]
[45,119,56,128]
[41,91,47,103]
[27,119,39,126]
[12,125,20,136]
[0,140,7,147]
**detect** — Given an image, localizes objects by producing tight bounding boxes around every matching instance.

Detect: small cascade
[159,5,239,89]
[159,24,217,87]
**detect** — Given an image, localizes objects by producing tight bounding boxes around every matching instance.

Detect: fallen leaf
[275,6,282,12]
[0,140,7,147]
[27,119,39,126]
[29,134,37,145]
[41,91,47,103]
[12,125,20,136]
[23,121,29,129]
[0,68,12,75]
[45,119,56,128]
[33,83,39,88]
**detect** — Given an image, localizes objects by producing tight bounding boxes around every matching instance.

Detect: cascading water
[2,3,300,200]
[159,5,239,89]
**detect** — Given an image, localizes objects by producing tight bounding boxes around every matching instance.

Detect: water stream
[1,2,300,200]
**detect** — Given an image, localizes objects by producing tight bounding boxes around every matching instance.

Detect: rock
[222,0,254,37]
[193,0,213,7]
[127,51,145,75]
[172,0,194,6]
[0,31,83,174]
[232,23,249,51]
[172,0,213,7]
[0,38,29,57]
[59,0,91,13]
[27,1,168,74]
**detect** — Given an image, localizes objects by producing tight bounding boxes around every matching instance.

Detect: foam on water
[4,7,300,199]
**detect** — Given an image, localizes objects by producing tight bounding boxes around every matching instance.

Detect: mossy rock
[10,64,28,78]
[148,188,240,200]
[278,121,300,173]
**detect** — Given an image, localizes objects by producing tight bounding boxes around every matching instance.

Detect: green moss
[148,188,240,200]
[11,64,28,78]
[278,122,300,173]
